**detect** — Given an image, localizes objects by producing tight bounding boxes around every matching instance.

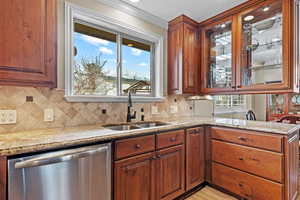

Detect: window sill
[214,110,248,115]
[65,95,165,103]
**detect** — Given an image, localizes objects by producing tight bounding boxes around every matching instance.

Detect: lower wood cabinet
[210,127,299,200]
[212,162,283,200]
[114,130,187,200]
[156,145,185,200]
[186,127,205,190]
[114,152,156,200]
[212,140,284,183]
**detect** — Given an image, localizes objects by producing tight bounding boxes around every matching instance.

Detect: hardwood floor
[186,186,237,200]
[186,172,300,200]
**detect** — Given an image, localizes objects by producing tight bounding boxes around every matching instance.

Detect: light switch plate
[151,106,159,115]
[170,105,178,114]
[0,110,17,124]
[44,109,54,122]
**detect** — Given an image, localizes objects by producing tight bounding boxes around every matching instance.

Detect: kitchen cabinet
[156,145,185,200]
[210,127,299,200]
[168,15,200,95]
[114,153,156,200]
[114,130,186,200]
[201,16,237,93]
[212,162,283,200]
[200,0,299,94]
[186,127,205,190]
[0,0,56,88]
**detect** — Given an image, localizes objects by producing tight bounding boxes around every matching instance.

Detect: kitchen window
[65,3,164,102]
[213,95,247,113]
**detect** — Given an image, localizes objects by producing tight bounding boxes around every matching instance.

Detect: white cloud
[131,48,142,56]
[138,62,148,67]
[81,35,110,46]
[99,47,113,55]
[108,59,126,64]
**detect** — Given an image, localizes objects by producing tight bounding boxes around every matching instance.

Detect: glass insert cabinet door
[238,0,285,88]
[202,18,235,91]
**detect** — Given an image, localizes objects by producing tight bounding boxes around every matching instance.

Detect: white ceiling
[122,0,247,22]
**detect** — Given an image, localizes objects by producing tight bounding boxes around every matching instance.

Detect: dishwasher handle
[15,145,109,169]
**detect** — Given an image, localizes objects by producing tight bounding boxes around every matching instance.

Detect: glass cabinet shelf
[240,0,283,86]
[205,20,233,89]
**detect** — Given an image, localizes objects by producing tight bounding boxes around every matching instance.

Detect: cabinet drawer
[212,162,283,200]
[212,140,283,183]
[157,130,185,149]
[211,127,283,152]
[115,135,155,160]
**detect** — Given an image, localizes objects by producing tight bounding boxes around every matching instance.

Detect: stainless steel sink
[135,121,169,128]
[103,121,170,131]
[103,125,141,131]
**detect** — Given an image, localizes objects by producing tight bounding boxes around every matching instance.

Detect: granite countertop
[0,117,299,156]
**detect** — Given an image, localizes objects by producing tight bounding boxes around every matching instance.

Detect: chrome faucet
[127,92,136,122]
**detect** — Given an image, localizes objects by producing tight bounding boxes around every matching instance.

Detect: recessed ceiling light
[244,15,254,21]
[221,24,226,28]
[272,38,281,42]
[129,0,140,3]
[263,7,270,12]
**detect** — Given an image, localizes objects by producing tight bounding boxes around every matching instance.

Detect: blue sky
[73,32,151,81]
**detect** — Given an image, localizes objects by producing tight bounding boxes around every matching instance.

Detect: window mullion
[117,34,122,96]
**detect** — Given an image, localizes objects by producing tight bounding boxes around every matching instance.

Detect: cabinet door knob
[135,144,141,149]
[238,136,247,141]
[170,137,176,142]
[239,157,244,161]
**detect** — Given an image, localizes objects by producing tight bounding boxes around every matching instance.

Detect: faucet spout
[127,92,136,122]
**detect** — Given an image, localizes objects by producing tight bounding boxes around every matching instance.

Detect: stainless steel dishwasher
[8,143,111,200]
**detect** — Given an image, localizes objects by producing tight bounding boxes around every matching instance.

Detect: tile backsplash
[0,86,193,134]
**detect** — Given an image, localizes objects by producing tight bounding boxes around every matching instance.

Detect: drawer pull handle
[239,157,244,161]
[238,183,243,187]
[170,137,176,142]
[135,144,141,149]
[151,156,156,160]
[251,158,260,162]
[238,136,248,141]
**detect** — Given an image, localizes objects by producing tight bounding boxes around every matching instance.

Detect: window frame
[65,3,164,102]
[213,95,249,114]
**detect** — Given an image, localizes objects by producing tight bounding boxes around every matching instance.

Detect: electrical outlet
[0,110,17,124]
[170,105,178,114]
[151,106,159,115]
[44,109,54,122]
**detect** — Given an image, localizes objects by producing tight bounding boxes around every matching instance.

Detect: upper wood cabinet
[200,0,299,94]
[201,16,237,93]
[168,15,200,95]
[0,0,57,88]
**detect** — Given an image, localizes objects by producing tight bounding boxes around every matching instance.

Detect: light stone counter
[0,117,299,156]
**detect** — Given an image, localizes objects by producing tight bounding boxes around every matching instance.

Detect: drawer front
[115,135,155,160]
[212,140,283,183]
[211,127,283,152]
[212,162,283,200]
[157,130,185,149]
